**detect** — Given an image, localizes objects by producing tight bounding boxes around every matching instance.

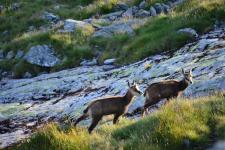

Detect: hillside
[0,0,225,149]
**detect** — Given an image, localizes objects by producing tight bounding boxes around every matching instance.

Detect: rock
[6,51,14,59]
[101,11,123,21]
[12,3,20,11]
[139,1,147,9]
[42,12,59,23]
[63,19,92,32]
[196,39,218,51]
[122,7,133,18]
[178,28,198,38]
[149,6,157,16]
[28,26,35,32]
[23,72,32,79]
[24,45,60,67]
[114,2,129,11]
[208,141,225,150]
[0,49,4,59]
[0,114,8,123]
[104,58,116,65]
[135,9,150,18]
[15,50,24,59]
[92,23,134,38]
[153,3,163,14]
[80,59,97,66]
[161,3,170,13]
[0,5,4,13]
[132,6,139,14]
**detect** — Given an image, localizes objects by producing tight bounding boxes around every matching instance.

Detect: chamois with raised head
[74,81,143,133]
[142,69,193,117]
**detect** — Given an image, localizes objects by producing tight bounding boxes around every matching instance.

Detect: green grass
[0,0,225,77]
[13,92,225,150]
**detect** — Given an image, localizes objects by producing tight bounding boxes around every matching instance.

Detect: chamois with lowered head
[74,81,143,133]
[142,69,193,117]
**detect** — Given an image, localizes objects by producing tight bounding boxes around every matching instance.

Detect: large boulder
[122,7,133,18]
[63,19,93,32]
[24,45,60,67]
[104,58,116,65]
[153,3,163,14]
[135,9,150,18]
[178,28,198,38]
[92,23,134,38]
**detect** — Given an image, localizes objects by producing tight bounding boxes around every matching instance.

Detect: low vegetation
[0,0,225,77]
[14,92,225,150]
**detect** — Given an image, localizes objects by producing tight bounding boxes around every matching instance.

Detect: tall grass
[14,93,225,150]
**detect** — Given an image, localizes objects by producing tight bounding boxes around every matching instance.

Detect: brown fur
[142,69,193,117]
[74,82,142,133]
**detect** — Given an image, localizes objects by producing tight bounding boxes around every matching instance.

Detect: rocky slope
[0,24,225,148]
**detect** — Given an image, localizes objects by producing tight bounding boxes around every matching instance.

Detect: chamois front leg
[74,114,88,126]
[113,113,122,124]
[88,115,102,134]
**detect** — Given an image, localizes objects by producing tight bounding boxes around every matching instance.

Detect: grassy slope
[14,93,225,150]
[0,0,225,77]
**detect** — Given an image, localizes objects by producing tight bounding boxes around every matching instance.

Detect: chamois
[74,81,143,133]
[142,69,193,117]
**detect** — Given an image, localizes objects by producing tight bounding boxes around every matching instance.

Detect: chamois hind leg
[74,114,88,126]
[113,113,122,124]
[141,100,158,117]
[88,115,102,134]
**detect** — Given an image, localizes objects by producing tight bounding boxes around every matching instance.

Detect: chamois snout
[128,81,143,96]
[182,69,193,84]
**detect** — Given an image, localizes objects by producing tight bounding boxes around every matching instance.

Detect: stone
[196,39,218,51]
[0,49,4,59]
[104,58,116,65]
[6,51,14,59]
[114,2,129,11]
[12,3,20,11]
[153,3,163,14]
[122,7,133,18]
[92,23,134,38]
[135,9,150,18]
[80,59,97,66]
[149,6,157,16]
[15,50,24,59]
[24,45,60,67]
[178,28,198,38]
[42,12,59,23]
[208,141,225,150]
[63,19,92,32]
[132,6,139,14]
[161,3,170,13]
[23,72,32,79]
[139,1,147,9]
[101,11,123,21]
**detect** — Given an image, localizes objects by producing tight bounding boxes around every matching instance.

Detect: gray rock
[0,49,4,59]
[153,3,163,14]
[122,7,133,18]
[132,6,139,14]
[15,50,24,59]
[208,141,225,150]
[196,39,218,51]
[42,12,59,22]
[135,9,150,18]
[92,23,134,38]
[12,3,20,11]
[64,19,92,32]
[80,59,97,66]
[0,5,4,13]
[6,51,14,59]
[23,72,32,79]
[101,11,123,21]
[149,6,157,16]
[24,45,60,67]
[139,1,147,9]
[104,58,116,65]
[178,28,198,38]
[161,3,170,13]
[114,2,129,11]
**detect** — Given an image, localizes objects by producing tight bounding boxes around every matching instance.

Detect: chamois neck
[179,79,189,90]
[124,89,135,104]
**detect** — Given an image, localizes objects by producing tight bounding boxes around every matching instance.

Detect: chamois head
[127,81,143,96]
[182,69,193,84]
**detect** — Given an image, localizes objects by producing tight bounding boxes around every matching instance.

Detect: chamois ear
[189,69,193,76]
[127,80,131,87]
[181,68,185,75]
